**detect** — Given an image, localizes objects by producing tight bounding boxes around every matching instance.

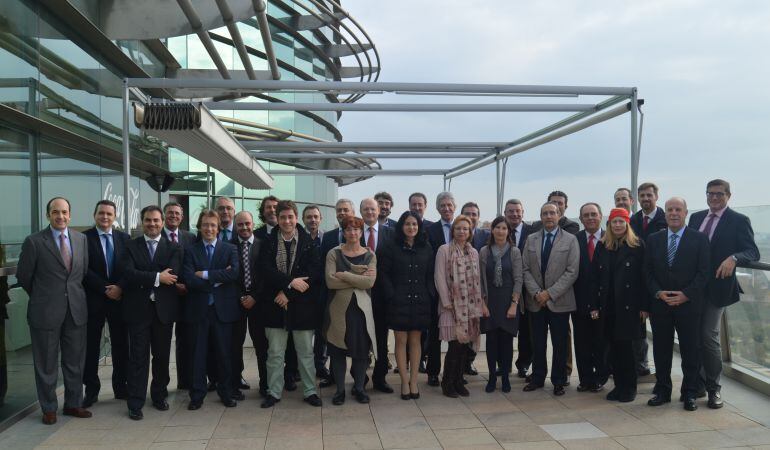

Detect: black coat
[120,236,183,325]
[84,227,130,317]
[377,240,435,331]
[688,207,760,307]
[598,241,647,340]
[644,228,710,312]
[630,207,667,242]
[572,230,604,317]
[258,224,322,330]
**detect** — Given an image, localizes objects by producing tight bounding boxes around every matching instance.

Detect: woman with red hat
[597,208,649,402]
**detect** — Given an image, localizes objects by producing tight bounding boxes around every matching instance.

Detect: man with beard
[375,192,398,228]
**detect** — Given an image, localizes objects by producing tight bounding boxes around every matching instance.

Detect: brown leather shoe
[63,407,92,418]
[41,412,57,425]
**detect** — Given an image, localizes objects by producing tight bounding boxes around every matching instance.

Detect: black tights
[329,346,367,395]
[486,328,514,376]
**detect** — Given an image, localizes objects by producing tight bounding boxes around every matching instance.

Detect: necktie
[541,232,554,279]
[103,234,114,278]
[367,227,376,251]
[221,229,229,241]
[588,234,596,262]
[170,231,177,243]
[643,216,649,232]
[667,233,679,266]
[206,244,214,264]
[702,213,718,241]
[59,233,72,272]
[241,241,252,291]
[147,239,157,260]
[443,223,451,243]
[512,228,518,247]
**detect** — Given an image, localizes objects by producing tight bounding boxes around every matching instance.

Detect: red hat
[608,208,631,223]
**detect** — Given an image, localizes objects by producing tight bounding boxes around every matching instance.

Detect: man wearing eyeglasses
[688,179,759,409]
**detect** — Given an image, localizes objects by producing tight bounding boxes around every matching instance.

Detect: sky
[337,0,770,223]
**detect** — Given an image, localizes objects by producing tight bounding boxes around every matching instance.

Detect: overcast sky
[337,0,770,223]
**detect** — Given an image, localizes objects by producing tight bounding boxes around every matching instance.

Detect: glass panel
[727,266,770,379]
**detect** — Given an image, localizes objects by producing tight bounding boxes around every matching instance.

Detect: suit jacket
[512,223,534,253]
[254,224,273,241]
[531,216,580,235]
[688,207,760,307]
[120,236,183,325]
[162,228,196,247]
[644,227,710,311]
[522,228,580,313]
[427,220,450,256]
[572,230,604,316]
[630,207,667,241]
[83,227,130,317]
[17,226,89,329]
[182,239,240,323]
[360,224,394,251]
[321,228,343,260]
[422,218,434,229]
[471,228,491,252]
[258,224,322,330]
[381,218,398,229]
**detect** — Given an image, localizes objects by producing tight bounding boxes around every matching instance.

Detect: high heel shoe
[410,390,420,399]
[401,385,411,400]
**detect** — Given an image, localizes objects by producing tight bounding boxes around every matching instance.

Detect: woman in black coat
[597,208,648,403]
[377,211,434,399]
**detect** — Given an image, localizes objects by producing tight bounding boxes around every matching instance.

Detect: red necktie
[588,234,596,262]
[367,227,375,251]
[643,216,649,232]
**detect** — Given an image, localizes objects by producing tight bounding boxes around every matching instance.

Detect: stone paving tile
[578,407,659,437]
[378,429,440,449]
[665,430,745,448]
[205,437,266,449]
[433,427,500,449]
[486,425,554,443]
[721,426,770,446]
[500,442,563,450]
[539,422,607,440]
[155,424,217,442]
[324,414,378,435]
[558,437,624,449]
[425,413,484,430]
[323,432,383,450]
[613,433,688,450]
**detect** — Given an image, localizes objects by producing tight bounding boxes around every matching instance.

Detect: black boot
[441,345,459,398]
[454,345,470,397]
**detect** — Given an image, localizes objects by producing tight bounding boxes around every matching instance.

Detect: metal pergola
[121,78,642,227]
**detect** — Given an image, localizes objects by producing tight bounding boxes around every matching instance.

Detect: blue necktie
[541,232,554,279]
[443,223,451,243]
[206,244,215,305]
[667,233,679,266]
[147,239,157,260]
[103,234,114,278]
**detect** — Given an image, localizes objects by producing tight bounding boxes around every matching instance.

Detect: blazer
[321,228,344,259]
[513,223,534,253]
[521,228,580,313]
[471,228,491,252]
[83,227,130,316]
[360,223,394,252]
[644,227,710,311]
[182,239,240,323]
[531,216,580,235]
[689,207,760,307]
[120,236,183,325]
[572,230,604,316]
[258,224,322,330]
[631,207,667,241]
[598,241,648,340]
[381,218,398,229]
[230,235,262,296]
[427,220,450,256]
[17,226,89,329]
[162,228,196,247]
[254,224,272,241]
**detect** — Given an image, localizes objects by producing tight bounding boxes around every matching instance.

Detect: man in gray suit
[522,201,580,396]
[17,197,92,424]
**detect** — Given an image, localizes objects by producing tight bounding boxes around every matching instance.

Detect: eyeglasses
[706,191,726,198]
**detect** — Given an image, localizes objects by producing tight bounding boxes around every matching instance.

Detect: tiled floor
[2,345,770,449]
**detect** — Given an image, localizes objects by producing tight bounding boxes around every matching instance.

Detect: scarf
[276,230,298,275]
[491,243,510,288]
[448,240,483,343]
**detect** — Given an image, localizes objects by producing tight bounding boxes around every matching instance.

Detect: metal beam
[126,78,635,96]
[251,152,480,159]
[205,102,598,112]
[630,88,639,213]
[242,141,505,149]
[268,169,447,176]
[215,0,256,79]
[122,81,131,233]
[253,0,281,80]
[176,0,231,79]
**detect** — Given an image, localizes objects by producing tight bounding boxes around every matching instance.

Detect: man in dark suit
[460,201,490,376]
[230,211,268,399]
[572,203,607,392]
[425,191,457,386]
[303,204,323,247]
[630,183,666,377]
[409,192,433,228]
[504,199,535,378]
[688,179,759,409]
[361,197,395,393]
[183,209,240,410]
[375,191,398,228]
[82,200,130,408]
[645,197,710,411]
[215,197,236,242]
[614,187,634,212]
[531,191,580,235]
[121,206,183,420]
[17,197,92,424]
[161,201,196,391]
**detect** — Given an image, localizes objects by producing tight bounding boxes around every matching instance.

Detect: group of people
[15,178,758,425]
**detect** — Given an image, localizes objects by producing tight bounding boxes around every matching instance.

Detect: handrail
[737,261,770,271]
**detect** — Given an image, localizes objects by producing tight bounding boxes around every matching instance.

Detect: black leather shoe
[352,388,370,404]
[523,382,543,392]
[465,364,479,376]
[525,374,534,383]
[319,378,335,388]
[485,378,497,393]
[647,394,671,406]
[418,360,427,374]
[152,399,169,411]
[188,400,202,410]
[231,390,246,401]
[679,390,707,402]
[373,381,394,394]
[618,391,636,403]
[576,384,590,392]
[517,369,528,379]
[590,384,604,393]
[82,393,98,408]
[239,378,250,390]
[637,368,652,377]
[684,397,698,411]
[427,375,440,387]
[708,391,724,409]
[207,381,217,392]
[332,392,346,405]
[259,387,268,398]
[284,378,297,392]
[553,386,565,396]
[304,394,323,407]
[501,376,511,393]
[606,388,619,401]
[222,398,237,407]
[261,395,280,408]
[563,380,571,387]
[128,409,143,420]
[316,367,331,380]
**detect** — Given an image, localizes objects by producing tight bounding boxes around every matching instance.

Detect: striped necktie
[667,233,679,266]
